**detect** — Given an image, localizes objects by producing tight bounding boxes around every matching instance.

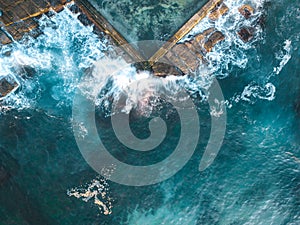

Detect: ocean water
[0,0,299,224]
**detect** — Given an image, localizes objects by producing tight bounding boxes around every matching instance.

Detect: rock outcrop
[0,75,20,100]
[208,2,229,21]
[0,0,68,44]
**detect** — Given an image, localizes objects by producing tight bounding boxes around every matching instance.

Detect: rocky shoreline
[0,0,261,99]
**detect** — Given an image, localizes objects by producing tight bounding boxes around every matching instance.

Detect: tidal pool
[87,0,208,42]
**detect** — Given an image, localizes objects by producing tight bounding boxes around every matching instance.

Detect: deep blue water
[0,0,300,224]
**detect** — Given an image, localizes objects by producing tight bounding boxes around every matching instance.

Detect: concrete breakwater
[0,0,258,98]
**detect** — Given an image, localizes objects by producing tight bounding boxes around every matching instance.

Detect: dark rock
[0,29,12,45]
[78,14,93,27]
[203,31,225,52]
[68,4,80,14]
[2,49,12,57]
[238,5,254,19]
[45,10,56,18]
[29,27,43,39]
[19,65,37,78]
[296,103,300,117]
[152,62,183,77]
[92,25,105,40]
[237,27,255,42]
[0,75,19,100]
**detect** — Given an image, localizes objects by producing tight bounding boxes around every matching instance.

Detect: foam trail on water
[273,39,292,75]
[67,176,113,215]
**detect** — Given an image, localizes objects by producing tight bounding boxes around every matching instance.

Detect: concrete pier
[151,0,229,76]
[0,0,256,78]
[74,0,145,62]
[149,0,223,65]
[0,0,68,43]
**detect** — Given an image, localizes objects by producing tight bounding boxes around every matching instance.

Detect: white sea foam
[0,0,270,116]
[0,7,108,113]
[273,39,292,75]
[67,176,113,215]
[240,82,276,102]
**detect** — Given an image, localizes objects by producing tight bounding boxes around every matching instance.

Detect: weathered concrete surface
[149,0,223,65]
[0,0,68,43]
[152,28,225,77]
[149,0,230,76]
[151,1,258,76]
[208,2,229,21]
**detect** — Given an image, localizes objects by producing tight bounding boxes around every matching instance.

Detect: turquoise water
[88,0,208,42]
[0,0,300,224]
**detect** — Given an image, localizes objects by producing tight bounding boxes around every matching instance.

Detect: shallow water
[0,0,300,224]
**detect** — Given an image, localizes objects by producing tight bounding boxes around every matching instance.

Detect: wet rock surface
[208,2,229,21]
[238,4,254,19]
[155,28,225,76]
[203,30,225,52]
[0,29,12,45]
[0,0,69,43]
[0,75,19,100]
[152,62,183,77]
[237,26,255,42]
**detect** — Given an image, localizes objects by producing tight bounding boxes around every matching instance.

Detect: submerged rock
[0,75,20,100]
[18,66,37,78]
[0,166,9,186]
[295,100,300,117]
[0,147,19,186]
[78,14,93,27]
